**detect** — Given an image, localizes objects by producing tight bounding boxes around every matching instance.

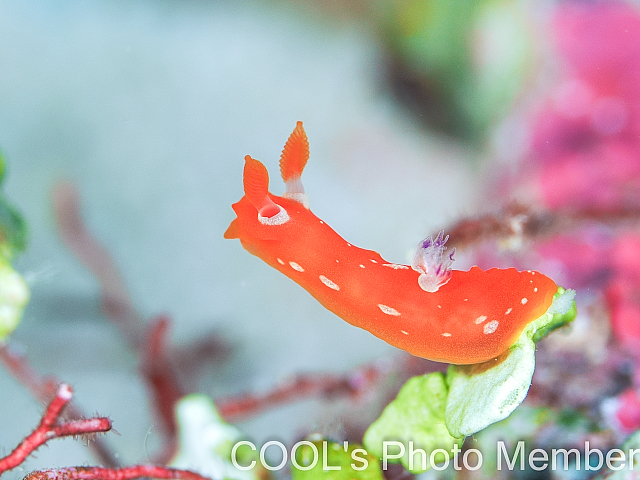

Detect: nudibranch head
[225,122,568,365]
[224,122,313,247]
[224,157,294,244]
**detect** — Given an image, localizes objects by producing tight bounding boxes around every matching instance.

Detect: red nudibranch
[225,122,558,364]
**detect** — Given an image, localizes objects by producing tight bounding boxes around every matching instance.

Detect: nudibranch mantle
[225,122,558,365]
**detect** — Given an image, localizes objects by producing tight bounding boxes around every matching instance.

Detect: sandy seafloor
[0,0,481,475]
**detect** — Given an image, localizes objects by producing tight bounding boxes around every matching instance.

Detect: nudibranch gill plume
[224,122,560,364]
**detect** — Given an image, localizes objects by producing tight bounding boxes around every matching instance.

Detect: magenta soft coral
[606,234,640,354]
[524,2,640,212]
[502,0,640,435]
[535,141,640,211]
[527,2,640,355]
[534,1,640,153]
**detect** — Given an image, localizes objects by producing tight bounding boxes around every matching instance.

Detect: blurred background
[1,0,640,478]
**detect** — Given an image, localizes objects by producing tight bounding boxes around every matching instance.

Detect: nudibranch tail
[243,155,289,225]
[412,230,456,293]
[280,121,310,208]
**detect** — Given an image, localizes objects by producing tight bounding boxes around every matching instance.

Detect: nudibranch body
[225,122,558,365]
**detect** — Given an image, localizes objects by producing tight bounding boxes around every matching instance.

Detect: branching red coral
[51,182,225,458]
[445,201,640,252]
[0,384,111,475]
[140,315,184,462]
[0,341,58,403]
[0,382,210,480]
[52,182,232,376]
[22,466,210,480]
[0,342,120,468]
[216,360,399,422]
[52,182,144,349]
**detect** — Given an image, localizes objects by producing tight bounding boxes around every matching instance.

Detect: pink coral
[606,234,640,354]
[526,1,640,212]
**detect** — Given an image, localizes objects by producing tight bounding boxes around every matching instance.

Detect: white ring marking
[258,205,290,225]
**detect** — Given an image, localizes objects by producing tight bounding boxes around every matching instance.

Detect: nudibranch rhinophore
[225,122,559,364]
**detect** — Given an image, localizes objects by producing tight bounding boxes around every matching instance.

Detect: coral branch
[445,202,552,250]
[0,372,207,480]
[0,342,120,468]
[51,180,229,457]
[52,182,144,349]
[52,181,230,384]
[140,315,184,461]
[22,466,210,480]
[0,384,111,475]
[53,418,112,437]
[172,333,231,382]
[445,201,640,251]
[216,363,389,422]
[0,341,58,403]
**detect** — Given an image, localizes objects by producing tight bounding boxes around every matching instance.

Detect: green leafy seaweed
[363,373,464,473]
[445,327,536,437]
[0,194,28,257]
[292,440,383,480]
[0,259,30,341]
[0,153,27,258]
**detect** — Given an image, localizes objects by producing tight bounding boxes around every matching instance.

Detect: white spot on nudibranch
[319,275,340,290]
[521,298,528,305]
[505,308,512,315]
[289,262,304,272]
[475,315,487,324]
[347,243,352,247]
[378,304,400,316]
[359,264,365,269]
[277,258,285,265]
[534,287,538,292]
[370,259,378,263]
[401,330,408,335]
[336,259,339,263]
[383,264,409,270]
[484,320,499,334]
[442,332,452,337]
